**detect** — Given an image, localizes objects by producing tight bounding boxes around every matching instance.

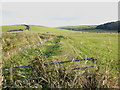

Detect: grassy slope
[2,25,72,33]
[3,25,118,75]
[2,25,25,32]
[2,25,118,88]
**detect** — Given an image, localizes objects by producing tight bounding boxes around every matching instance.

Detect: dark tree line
[96,21,120,32]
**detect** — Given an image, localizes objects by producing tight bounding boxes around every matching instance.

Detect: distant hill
[2,24,73,34]
[57,25,96,31]
[96,21,119,32]
[58,21,119,32]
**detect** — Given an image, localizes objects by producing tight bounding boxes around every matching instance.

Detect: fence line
[1,57,97,76]
[2,66,94,76]
[44,57,96,65]
[1,57,96,69]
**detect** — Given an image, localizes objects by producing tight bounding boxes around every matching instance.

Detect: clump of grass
[2,32,41,52]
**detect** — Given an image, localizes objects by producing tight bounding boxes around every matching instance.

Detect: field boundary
[2,57,96,76]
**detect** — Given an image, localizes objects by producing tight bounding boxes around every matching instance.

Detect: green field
[2,25,118,88]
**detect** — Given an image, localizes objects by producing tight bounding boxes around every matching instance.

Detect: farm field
[1,25,118,88]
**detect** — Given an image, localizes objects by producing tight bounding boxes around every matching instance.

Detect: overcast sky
[1,2,118,27]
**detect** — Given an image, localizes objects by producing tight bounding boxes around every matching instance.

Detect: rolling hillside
[58,21,119,32]
[2,25,118,88]
[2,25,73,33]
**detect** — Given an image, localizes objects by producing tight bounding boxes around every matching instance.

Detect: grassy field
[2,25,118,88]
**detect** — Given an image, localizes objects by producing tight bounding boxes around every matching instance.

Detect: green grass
[2,25,73,33]
[2,25,118,88]
[2,25,25,32]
